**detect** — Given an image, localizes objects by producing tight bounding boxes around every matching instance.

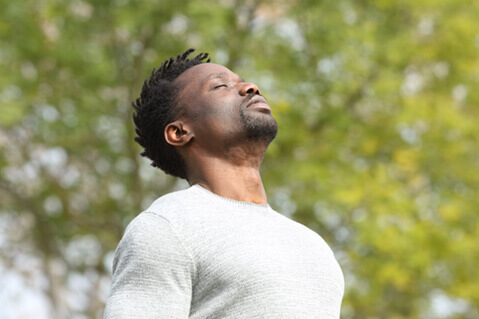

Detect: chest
[190,216,344,297]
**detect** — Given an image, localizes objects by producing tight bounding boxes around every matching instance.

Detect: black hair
[132,48,211,179]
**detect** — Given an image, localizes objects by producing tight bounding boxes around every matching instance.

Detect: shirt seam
[142,211,198,283]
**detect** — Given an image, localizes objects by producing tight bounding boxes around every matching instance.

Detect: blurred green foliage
[0,0,478,318]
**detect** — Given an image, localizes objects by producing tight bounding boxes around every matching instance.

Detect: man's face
[174,63,278,151]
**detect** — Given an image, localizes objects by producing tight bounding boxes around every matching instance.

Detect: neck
[187,155,268,205]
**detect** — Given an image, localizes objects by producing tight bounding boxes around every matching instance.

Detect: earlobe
[165,121,194,146]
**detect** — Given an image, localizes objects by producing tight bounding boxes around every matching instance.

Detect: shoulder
[113,211,195,274]
[117,212,175,256]
[142,186,197,220]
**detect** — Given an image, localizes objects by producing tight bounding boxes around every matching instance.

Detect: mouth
[245,96,271,112]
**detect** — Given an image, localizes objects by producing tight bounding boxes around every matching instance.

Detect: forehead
[174,63,240,87]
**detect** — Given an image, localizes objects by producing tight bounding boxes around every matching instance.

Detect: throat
[188,160,268,205]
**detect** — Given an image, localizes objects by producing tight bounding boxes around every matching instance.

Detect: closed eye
[214,84,227,89]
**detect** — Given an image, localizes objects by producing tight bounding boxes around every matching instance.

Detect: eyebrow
[206,72,245,83]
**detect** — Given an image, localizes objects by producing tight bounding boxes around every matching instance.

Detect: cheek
[196,109,242,140]
[202,99,239,121]
[189,96,243,135]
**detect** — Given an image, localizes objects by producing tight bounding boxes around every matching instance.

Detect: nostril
[240,82,260,96]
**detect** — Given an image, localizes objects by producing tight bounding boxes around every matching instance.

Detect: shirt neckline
[190,184,272,211]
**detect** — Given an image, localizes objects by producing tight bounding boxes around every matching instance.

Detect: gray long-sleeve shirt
[104,185,344,318]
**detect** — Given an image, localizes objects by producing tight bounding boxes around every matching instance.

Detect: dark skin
[164,63,276,204]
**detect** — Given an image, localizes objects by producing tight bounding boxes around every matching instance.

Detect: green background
[1,0,478,318]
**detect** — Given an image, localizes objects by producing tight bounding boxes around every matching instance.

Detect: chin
[241,110,278,144]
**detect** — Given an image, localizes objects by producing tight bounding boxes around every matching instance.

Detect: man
[104,49,344,318]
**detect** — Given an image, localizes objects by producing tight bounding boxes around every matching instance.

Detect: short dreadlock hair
[132,48,211,179]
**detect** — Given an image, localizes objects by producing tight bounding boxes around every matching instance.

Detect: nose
[239,82,261,96]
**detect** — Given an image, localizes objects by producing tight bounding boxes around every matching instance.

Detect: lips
[246,96,271,111]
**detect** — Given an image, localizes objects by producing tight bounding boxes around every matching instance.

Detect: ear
[164,121,194,146]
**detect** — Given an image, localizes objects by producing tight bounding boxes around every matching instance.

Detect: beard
[239,107,278,146]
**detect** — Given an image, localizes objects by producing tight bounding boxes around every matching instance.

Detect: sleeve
[104,212,195,319]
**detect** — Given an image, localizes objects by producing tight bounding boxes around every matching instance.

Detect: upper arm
[104,212,195,319]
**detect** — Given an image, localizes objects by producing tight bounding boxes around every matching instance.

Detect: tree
[1,0,478,317]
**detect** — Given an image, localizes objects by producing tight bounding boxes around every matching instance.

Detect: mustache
[240,94,268,109]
